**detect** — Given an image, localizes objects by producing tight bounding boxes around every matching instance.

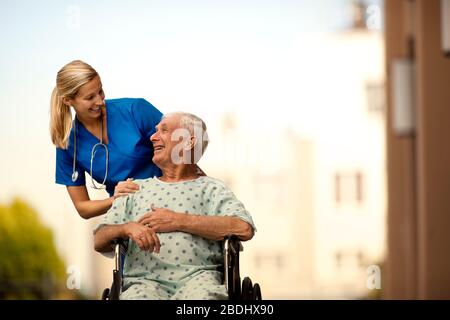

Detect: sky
[0,0,383,296]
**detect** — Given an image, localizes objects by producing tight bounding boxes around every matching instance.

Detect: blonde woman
[50,60,163,219]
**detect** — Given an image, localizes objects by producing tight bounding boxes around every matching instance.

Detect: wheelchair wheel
[241,277,253,300]
[253,283,262,300]
[101,288,110,300]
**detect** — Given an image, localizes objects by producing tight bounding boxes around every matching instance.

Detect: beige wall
[385,0,450,299]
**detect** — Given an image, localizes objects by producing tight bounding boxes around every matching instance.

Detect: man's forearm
[94,224,128,252]
[178,214,254,241]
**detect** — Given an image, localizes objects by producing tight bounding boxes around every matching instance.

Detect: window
[335,251,343,269]
[366,81,385,114]
[356,250,366,268]
[334,171,365,205]
[254,253,284,271]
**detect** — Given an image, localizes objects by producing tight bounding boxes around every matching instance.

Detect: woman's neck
[159,164,199,183]
[77,114,101,129]
[77,112,108,143]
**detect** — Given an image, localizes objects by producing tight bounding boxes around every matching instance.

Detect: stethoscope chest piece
[71,170,79,182]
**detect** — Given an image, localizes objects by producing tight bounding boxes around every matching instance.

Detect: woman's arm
[67,186,114,219]
[67,179,140,219]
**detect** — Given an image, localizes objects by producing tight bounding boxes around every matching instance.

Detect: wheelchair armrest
[110,238,128,252]
[103,238,128,300]
[223,235,244,300]
[110,238,128,272]
[224,235,243,254]
[223,235,262,300]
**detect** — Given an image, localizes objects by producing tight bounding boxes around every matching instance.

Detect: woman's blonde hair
[50,60,99,149]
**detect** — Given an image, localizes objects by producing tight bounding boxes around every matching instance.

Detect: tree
[0,198,66,299]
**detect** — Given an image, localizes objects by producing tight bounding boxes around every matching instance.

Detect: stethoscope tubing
[71,117,109,189]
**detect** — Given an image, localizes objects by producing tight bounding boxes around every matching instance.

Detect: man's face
[150,115,188,166]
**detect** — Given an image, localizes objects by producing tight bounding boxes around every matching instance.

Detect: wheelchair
[101,235,262,300]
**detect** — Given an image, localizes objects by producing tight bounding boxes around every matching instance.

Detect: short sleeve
[55,148,86,187]
[131,98,163,140]
[209,184,257,232]
[93,194,134,235]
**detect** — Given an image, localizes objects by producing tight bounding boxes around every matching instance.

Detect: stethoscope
[71,117,109,190]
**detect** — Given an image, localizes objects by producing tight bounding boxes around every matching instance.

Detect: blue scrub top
[55,98,163,196]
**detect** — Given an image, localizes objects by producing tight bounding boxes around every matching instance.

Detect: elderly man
[93,112,256,300]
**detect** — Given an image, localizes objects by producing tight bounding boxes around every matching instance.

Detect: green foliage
[0,198,66,299]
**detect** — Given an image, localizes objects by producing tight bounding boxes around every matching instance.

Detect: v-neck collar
[75,104,109,145]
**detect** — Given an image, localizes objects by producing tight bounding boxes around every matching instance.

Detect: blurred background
[0,0,449,300]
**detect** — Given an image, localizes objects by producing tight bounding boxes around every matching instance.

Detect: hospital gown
[94,176,256,300]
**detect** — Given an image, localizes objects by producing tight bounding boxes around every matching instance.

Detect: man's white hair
[163,112,209,155]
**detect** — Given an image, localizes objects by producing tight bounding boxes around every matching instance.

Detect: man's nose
[150,131,158,142]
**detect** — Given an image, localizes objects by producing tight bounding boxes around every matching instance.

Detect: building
[384,0,450,299]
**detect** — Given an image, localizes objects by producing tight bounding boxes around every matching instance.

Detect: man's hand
[124,221,160,253]
[138,205,185,233]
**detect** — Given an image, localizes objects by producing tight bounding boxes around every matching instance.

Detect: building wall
[385,0,450,299]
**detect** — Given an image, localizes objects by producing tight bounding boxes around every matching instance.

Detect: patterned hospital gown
[94,176,256,300]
